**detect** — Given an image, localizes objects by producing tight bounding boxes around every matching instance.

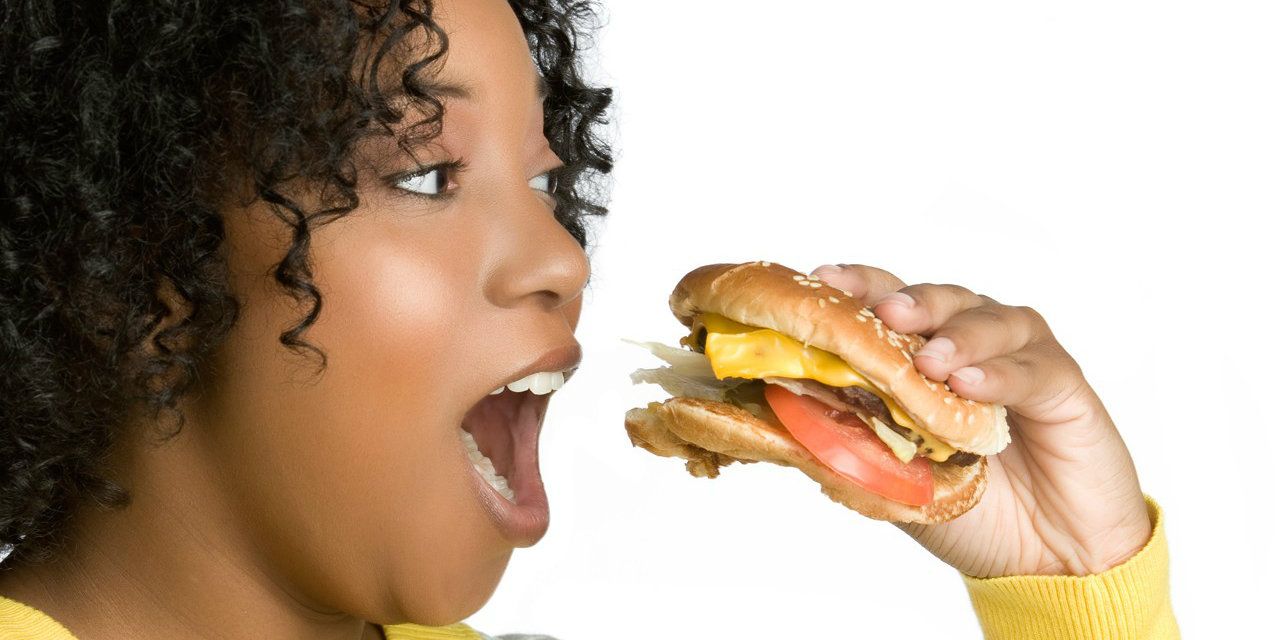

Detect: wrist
[1079,505,1153,575]
[1031,490,1154,577]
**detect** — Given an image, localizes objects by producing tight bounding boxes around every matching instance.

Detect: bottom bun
[625,397,987,524]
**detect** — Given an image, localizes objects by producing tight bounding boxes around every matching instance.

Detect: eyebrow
[431,81,474,101]
[382,76,547,104]
[379,80,473,103]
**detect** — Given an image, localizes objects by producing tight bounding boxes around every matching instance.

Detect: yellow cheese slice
[698,313,956,462]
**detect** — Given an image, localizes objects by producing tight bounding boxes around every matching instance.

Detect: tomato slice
[763,383,934,506]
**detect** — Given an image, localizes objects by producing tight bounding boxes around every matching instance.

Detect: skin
[0,2,1151,638]
[0,0,586,638]
[810,264,1152,577]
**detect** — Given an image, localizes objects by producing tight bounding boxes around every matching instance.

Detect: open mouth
[457,361,576,545]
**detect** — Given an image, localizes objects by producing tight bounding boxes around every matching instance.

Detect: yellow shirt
[0,497,1177,639]
[0,601,485,640]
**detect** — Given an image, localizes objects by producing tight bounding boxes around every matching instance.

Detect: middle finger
[870,282,994,336]
[909,303,1046,383]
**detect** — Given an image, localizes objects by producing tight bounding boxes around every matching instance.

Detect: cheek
[201,210,510,615]
[296,217,498,514]
[316,227,469,401]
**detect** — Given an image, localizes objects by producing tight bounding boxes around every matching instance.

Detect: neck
[0,417,376,640]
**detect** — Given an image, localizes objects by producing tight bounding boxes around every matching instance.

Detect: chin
[391,547,512,627]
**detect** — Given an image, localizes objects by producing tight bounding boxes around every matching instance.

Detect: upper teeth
[491,369,568,396]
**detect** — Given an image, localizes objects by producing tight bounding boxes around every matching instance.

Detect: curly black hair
[0,0,612,568]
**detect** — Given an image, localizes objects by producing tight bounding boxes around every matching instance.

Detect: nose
[484,190,589,311]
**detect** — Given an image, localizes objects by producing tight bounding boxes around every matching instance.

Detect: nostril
[484,233,588,310]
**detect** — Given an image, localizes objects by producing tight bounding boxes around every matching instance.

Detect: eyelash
[390,159,468,201]
[388,158,563,208]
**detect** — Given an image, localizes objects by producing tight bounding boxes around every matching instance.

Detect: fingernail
[950,366,985,386]
[915,337,955,362]
[811,264,841,277]
[875,292,916,309]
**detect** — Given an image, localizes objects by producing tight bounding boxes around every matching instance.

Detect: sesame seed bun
[624,398,987,524]
[668,261,1011,455]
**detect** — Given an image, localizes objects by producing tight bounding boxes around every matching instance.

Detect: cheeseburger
[624,261,1011,523]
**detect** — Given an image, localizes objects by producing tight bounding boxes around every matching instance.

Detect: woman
[0,1,1175,638]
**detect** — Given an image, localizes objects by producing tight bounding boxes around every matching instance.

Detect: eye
[395,161,462,197]
[528,171,558,194]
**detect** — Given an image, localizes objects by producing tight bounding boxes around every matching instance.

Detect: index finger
[810,264,908,305]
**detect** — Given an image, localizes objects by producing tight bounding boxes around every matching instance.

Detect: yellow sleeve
[962,496,1179,640]
[381,622,484,640]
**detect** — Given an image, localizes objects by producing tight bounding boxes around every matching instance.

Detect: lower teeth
[460,430,515,501]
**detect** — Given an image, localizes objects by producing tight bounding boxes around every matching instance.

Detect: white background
[470,1,1280,638]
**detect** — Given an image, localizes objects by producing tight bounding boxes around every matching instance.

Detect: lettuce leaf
[626,338,770,419]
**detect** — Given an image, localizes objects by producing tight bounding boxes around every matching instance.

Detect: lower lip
[464,392,551,547]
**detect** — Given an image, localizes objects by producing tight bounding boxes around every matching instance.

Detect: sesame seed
[818,298,827,308]
[859,308,875,317]
[793,275,806,281]
[873,317,882,326]
[828,296,840,304]
[855,315,867,323]
[954,411,963,421]
[899,348,910,360]
[943,397,953,405]
[925,380,937,391]
[806,274,819,281]
[841,290,853,297]
[808,282,822,288]
[967,414,975,424]
[964,399,975,406]
[761,261,772,267]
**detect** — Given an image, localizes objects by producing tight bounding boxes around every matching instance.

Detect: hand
[811,264,1152,578]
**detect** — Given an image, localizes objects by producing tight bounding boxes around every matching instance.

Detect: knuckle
[911,282,977,307]
[1047,342,1084,375]
[1009,349,1039,370]
[901,282,942,299]
[1009,303,1035,318]
[972,304,1005,321]
[1012,304,1048,327]
[1022,341,1075,378]
[954,304,1004,328]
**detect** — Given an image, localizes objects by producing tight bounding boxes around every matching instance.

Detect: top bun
[668,261,1010,455]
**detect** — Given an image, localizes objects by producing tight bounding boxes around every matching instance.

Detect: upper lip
[499,342,583,390]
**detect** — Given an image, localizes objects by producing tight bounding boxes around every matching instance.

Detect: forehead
[351,0,547,165]
[422,0,540,104]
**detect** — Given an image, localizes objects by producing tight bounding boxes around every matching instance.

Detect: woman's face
[195,0,585,625]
